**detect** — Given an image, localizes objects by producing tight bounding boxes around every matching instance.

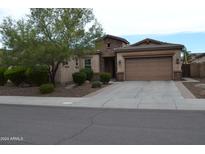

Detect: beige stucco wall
[81,54,100,73]
[56,54,100,84]
[172,50,182,71]
[116,53,125,73]
[116,49,182,79]
[91,54,100,73]
[55,58,82,84]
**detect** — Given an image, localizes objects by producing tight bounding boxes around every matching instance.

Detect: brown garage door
[125,57,172,80]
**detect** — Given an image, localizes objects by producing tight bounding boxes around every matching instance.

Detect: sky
[0,4,205,52]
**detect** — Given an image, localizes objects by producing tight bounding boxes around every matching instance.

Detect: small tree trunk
[48,62,60,85]
[50,73,56,85]
[48,69,56,85]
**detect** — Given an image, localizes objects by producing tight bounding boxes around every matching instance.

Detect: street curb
[175,81,195,99]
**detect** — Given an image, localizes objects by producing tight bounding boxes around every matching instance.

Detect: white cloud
[0,0,205,36]
[93,0,205,35]
[0,8,29,21]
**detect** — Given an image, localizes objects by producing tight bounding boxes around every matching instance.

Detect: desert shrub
[4,66,27,86]
[0,67,7,86]
[39,83,54,94]
[91,81,102,88]
[80,68,93,81]
[100,72,111,84]
[72,72,86,85]
[25,65,49,86]
[92,73,100,81]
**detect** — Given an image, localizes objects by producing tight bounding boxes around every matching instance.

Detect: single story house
[56,35,184,84]
[191,53,205,63]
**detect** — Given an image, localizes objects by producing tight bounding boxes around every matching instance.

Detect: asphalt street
[1,104,205,144]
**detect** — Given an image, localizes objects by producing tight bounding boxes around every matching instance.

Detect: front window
[84,58,91,69]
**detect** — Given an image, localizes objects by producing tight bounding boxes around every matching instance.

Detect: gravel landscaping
[183,78,205,98]
[0,83,108,97]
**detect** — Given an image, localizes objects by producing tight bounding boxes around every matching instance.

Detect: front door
[104,57,115,78]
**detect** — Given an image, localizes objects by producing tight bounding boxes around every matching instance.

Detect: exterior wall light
[176,58,180,64]
[118,60,122,65]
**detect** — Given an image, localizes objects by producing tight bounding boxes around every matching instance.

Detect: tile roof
[102,34,129,44]
[114,38,184,52]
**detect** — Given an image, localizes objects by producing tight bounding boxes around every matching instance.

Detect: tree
[182,47,191,64]
[0,8,103,84]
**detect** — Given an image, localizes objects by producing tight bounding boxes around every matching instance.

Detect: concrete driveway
[0,81,205,110]
[76,81,181,109]
[89,81,183,99]
[71,81,205,110]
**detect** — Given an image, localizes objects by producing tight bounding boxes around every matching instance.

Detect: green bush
[72,72,86,85]
[0,67,7,86]
[93,73,100,81]
[4,66,27,86]
[25,65,49,86]
[100,72,111,84]
[91,81,102,88]
[80,68,93,81]
[39,83,54,94]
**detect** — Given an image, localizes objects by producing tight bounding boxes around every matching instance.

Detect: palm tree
[182,47,191,64]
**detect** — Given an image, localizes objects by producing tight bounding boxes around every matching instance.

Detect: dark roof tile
[102,34,129,44]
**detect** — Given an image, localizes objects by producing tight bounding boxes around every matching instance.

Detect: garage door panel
[125,57,172,80]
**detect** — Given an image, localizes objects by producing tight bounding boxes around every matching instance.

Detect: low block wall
[200,62,205,78]
[190,63,205,78]
[190,63,200,77]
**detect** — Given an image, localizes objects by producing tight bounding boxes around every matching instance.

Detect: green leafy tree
[0,8,103,84]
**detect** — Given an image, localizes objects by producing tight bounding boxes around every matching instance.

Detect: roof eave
[196,53,205,58]
[114,45,184,53]
[103,35,129,44]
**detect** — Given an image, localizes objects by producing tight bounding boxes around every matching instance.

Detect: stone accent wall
[98,37,126,72]
[174,71,182,81]
[100,55,104,72]
[116,72,124,81]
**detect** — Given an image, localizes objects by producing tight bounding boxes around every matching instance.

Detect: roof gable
[102,34,129,44]
[131,38,170,47]
[114,38,184,53]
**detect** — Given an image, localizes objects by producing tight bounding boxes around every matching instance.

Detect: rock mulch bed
[0,83,108,97]
[183,78,205,98]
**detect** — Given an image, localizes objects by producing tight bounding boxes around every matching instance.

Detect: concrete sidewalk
[0,81,205,111]
[0,95,205,111]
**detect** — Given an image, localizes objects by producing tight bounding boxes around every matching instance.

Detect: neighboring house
[56,35,184,84]
[191,53,205,63]
[190,53,201,62]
